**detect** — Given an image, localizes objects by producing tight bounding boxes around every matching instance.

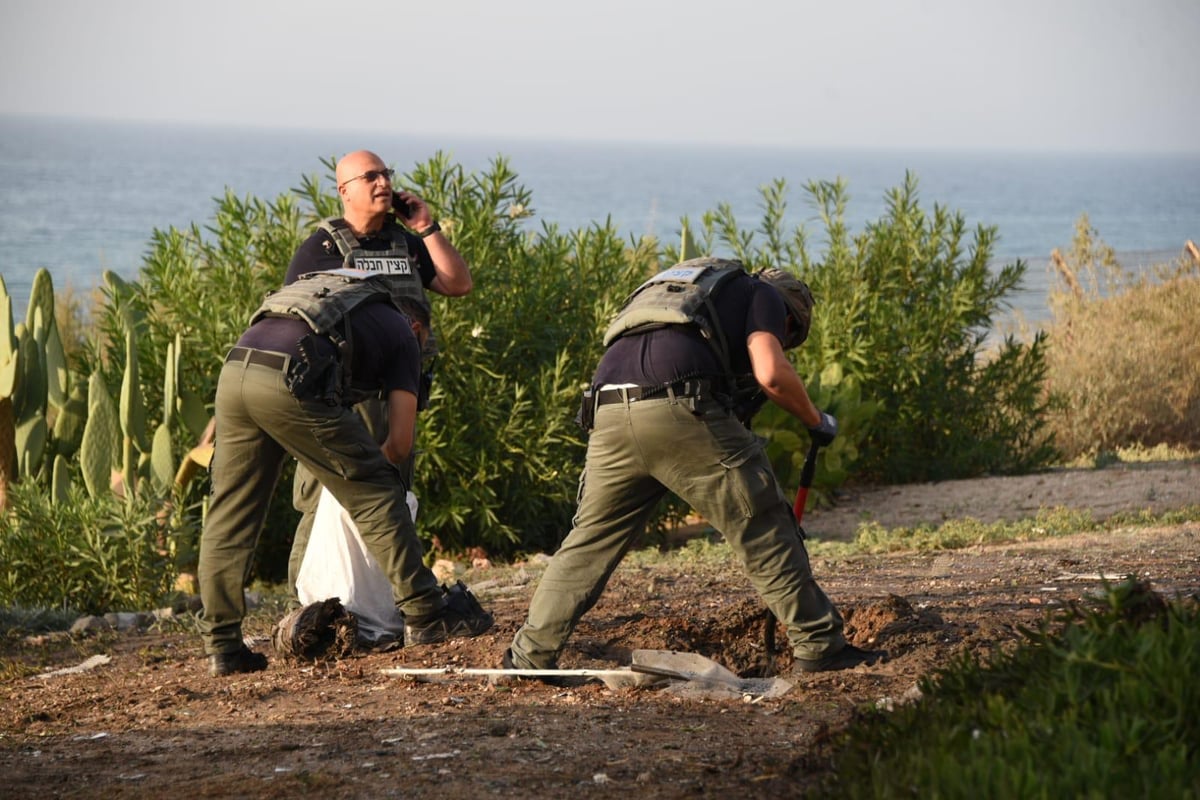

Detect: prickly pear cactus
[680,221,703,262]
[43,315,67,409]
[51,454,70,505]
[163,338,177,426]
[0,277,18,400]
[150,422,174,494]
[80,371,120,498]
[0,278,18,507]
[120,328,149,452]
[14,325,47,479]
[51,382,87,460]
[25,269,55,347]
[178,388,209,440]
[27,269,69,424]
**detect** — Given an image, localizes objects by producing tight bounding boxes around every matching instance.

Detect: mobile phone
[392,191,416,218]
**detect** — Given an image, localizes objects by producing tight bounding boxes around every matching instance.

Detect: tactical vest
[250,269,411,405]
[250,268,402,335]
[318,217,438,362]
[603,257,747,373]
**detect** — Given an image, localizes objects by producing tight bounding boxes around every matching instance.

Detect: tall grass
[1044,218,1200,460]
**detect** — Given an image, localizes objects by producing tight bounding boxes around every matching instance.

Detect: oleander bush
[677,173,1056,486]
[25,157,1198,606]
[1043,217,1200,460]
[64,154,653,567]
[404,153,654,553]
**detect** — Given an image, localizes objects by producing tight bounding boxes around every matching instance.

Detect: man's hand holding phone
[392,191,418,220]
[392,191,439,238]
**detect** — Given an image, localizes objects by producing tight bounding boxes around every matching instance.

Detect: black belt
[595,379,711,407]
[225,346,290,372]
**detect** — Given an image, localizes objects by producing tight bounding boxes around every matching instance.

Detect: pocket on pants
[304,408,388,482]
[720,440,782,518]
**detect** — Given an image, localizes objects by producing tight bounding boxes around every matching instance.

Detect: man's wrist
[417,221,441,238]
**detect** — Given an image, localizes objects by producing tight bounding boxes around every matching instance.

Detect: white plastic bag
[296,488,415,643]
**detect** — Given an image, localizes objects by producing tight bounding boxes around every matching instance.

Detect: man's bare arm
[382,389,419,465]
[746,331,821,428]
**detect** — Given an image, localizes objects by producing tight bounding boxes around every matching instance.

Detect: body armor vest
[250,269,411,405]
[319,217,438,364]
[250,268,400,338]
[603,257,747,372]
[602,257,767,420]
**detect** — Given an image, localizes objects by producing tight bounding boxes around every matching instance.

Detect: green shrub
[1044,217,1200,460]
[0,480,186,613]
[821,579,1200,798]
[75,190,306,581]
[410,154,656,553]
[80,191,305,428]
[68,153,656,562]
[676,174,1056,486]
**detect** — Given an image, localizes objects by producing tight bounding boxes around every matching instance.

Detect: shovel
[763,439,823,672]
[381,664,656,690]
[630,649,792,698]
[381,650,791,698]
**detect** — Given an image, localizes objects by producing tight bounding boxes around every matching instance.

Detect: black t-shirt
[591,272,788,387]
[236,302,421,397]
[284,221,437,287]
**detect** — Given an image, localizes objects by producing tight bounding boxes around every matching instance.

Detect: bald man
[283,150,473,610]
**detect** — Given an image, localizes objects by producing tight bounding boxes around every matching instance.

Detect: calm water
[2,115,1197,325]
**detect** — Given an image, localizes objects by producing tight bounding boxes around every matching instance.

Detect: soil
[2,461,1198,799]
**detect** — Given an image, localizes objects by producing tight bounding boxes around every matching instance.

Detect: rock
[102,612,153,632]
[432,559,459,583]
[70,615,112,635]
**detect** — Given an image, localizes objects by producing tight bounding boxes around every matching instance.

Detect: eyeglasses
[339,167,395,189]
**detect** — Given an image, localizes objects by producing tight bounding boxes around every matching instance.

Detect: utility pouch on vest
[288,334,340,404]
[576,387,596,432]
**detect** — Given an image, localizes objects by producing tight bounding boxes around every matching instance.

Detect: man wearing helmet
[505,257,884,676]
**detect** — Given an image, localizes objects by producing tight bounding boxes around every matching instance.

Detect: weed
[1044,217,1200,460]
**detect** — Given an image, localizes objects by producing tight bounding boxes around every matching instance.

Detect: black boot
[792,643,886,674]
[209,644,268,677]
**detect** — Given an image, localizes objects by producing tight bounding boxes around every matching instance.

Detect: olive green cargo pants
[286,396,395,604]
[197,355,441,655]
[509,394,846,668]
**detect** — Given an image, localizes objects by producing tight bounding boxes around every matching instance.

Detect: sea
[2,114,1198,328]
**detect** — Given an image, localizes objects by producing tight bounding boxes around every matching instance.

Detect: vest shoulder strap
[317,217,360,262]
[318,217,412,258]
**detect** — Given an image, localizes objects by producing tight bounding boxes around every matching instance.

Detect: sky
[1,0,1198,153]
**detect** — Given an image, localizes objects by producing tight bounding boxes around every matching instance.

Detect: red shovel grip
[793,440,821,523]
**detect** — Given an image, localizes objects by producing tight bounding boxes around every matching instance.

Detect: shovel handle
[768,439,823,664]
[792,440,821,522]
